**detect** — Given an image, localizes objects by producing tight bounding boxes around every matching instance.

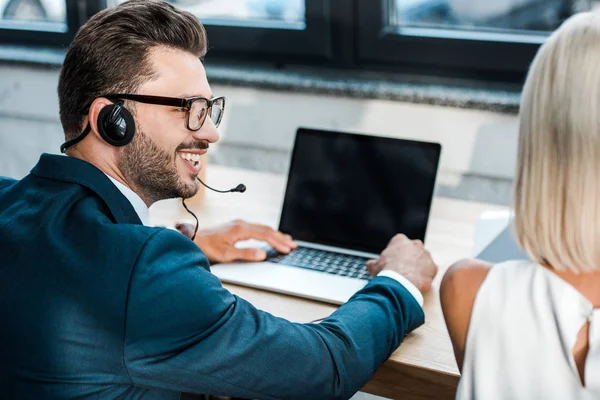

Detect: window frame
[0,0,82,47]
[0,0,564,83]
[201,0,333,63]
[356,0,549,81]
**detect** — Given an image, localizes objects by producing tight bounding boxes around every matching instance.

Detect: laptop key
[267,247,371,279]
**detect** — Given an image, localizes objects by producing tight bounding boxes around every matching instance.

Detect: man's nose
[193,117,220,144]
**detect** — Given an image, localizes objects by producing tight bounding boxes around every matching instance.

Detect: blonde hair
[514,12,600,273]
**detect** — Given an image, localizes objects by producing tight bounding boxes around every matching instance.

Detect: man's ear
[86,97,115,140]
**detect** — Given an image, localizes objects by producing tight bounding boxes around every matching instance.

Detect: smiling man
[0,1,437,399]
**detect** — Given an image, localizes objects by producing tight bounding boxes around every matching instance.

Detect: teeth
[179,152,202,162]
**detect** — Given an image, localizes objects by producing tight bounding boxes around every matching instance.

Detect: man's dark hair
[58,0,208,140]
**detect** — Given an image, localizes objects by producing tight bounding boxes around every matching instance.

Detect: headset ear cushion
[97,103,136,147]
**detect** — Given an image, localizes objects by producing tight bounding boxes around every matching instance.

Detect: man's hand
[176,219,297,264]
[366,234,438,293]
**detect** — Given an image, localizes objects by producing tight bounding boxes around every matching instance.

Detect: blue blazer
[0,154,424,400]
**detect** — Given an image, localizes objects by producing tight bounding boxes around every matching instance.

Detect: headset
[60,101,135,154]
[60,100,246,241]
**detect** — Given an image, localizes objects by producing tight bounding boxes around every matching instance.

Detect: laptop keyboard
[267,247,372,281]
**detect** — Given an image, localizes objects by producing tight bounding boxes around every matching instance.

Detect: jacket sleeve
[124,229,424,400]
[0,177,17,192]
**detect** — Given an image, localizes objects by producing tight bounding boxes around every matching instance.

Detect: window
[107,0,331,61]
[2,0,598,82]
[1,0,66,24]
[358,0,600,81]
[0,0,80,47]
[107,0,306,24]
[393,0,593,32]
[175,0,306,24]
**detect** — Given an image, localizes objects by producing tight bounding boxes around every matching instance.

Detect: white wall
[217,86,519,179]
[0,64,519,190]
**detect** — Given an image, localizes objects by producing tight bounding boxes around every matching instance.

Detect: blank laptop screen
[278,128,441,254]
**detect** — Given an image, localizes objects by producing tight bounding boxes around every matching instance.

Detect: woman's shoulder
[440,258,493,370]
[440,259,494,315]
[441,258,531,301]
[441,259,537,370]
[442,259,492,289]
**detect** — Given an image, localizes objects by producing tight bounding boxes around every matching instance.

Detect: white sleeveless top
[457,260,600,400]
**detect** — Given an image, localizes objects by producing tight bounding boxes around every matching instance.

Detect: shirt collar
[104,174,150,226]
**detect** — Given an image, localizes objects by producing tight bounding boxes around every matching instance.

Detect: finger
[412,239,424,247]
[420,251,437,275]
[270,231,297,249]
[222,246,267,263]
[283,234,298,249]
[269,241,293,254]
[388,233,408,246]
[430,260,439,278]
[393,233,409,243]
[175,222,195,239]
[253,225,297,248]
[420,279,433,293]
[251,230,293,254]
[235,223,295,253]
[366,259,382,276]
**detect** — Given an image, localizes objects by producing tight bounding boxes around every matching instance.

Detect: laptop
[211,128,442,305]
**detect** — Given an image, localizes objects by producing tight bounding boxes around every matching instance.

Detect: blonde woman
[440,12,600,399]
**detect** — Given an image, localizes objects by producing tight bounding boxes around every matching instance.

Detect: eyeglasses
[102,94,226,131]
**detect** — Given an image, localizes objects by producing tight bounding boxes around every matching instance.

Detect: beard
[118,126,201,204]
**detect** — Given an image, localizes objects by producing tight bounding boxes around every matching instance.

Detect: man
[0,1,438,399]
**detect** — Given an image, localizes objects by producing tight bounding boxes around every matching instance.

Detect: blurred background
[0,0,598,206]
[3,0,598,30]
[2,0,598,30]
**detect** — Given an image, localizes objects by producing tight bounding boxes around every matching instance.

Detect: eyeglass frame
[83,94,226,131]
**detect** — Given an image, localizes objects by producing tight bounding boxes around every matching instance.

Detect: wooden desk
[150,165,508,400]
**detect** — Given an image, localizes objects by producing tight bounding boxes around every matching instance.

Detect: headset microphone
[181,177,247,241]
[196,177,246,193]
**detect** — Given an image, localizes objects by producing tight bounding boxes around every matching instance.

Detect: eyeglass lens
[188,98,224,130]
